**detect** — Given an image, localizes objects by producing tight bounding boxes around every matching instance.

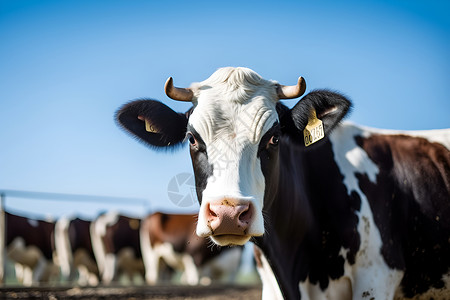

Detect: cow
[115,67,450,299]
[90,211,144,284]
[140,211,242,285]
[0,211,60,285]
[54,216,99,285]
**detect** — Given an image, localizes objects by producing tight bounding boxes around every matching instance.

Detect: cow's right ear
[115,100,189,149]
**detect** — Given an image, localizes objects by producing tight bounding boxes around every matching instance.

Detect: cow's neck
[254,138,360,299]
[254,139,314,299]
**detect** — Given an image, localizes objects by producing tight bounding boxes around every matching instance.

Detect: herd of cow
[0,209,243,287]
[1,66,449,300]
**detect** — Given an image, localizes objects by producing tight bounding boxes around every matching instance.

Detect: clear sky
[0,0,449,220]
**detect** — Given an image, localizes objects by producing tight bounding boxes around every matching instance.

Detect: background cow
[140,212,242,285]
[0,211,60,285]
[116,67,450,299]
[54,216,99,285]
[90,211,144,284]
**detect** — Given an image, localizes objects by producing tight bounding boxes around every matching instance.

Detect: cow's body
[54,216,99,285]
[90,212,144,284]
[254,122,450,299]
[116,67,450,299]
[140,212,242,285]
[1,211,59,285]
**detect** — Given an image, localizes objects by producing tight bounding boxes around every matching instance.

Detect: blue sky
[0,0,449,220]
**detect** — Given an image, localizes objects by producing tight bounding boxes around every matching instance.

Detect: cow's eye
[186,132,197,146]
[268,135,280,146]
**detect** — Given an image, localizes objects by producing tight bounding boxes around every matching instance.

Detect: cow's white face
[187,68,279,246]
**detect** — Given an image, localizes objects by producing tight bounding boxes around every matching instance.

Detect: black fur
[115,100,189,149]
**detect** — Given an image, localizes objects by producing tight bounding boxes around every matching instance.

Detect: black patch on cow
[105,216,142,258]
[258,122,281,208]
[6,212,55,260]
[187,127,213,205]
[69,218,96,262]
[356,134,450,297]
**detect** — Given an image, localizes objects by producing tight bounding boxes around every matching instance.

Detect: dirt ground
[0,284,262,300]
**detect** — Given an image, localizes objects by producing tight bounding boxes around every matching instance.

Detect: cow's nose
[207,199,252,235]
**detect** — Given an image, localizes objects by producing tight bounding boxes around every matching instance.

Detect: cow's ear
[115,100,189,149]
[279,90,352,145]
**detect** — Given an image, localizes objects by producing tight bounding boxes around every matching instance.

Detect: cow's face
[187,69,282,245]
[116,67,350,246]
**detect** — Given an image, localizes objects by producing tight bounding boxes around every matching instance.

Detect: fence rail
[0,189,148,206]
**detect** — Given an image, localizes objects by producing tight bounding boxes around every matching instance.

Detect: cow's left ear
[279,90,352,144]
[116,99,190,149]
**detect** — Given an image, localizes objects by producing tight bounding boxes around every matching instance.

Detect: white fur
[255,246,284,300]
[191,67,280,244]
[90,211,119,282]
[54,216,72,279]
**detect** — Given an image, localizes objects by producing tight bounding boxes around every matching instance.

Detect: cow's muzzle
[207,199,252,235]
[199,198,256,246]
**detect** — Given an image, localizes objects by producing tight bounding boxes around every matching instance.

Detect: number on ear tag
[303,109,324,147]
[145,119,158,133]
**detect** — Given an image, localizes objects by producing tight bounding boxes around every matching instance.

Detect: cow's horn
[277,77,306,99]
[164,77,194,102]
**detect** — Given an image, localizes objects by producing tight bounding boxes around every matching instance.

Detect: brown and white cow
[90,211,144,284]
[140,212,242,285]
[0,211,60,285]
[116,67,450,299]
[54,216,99,285]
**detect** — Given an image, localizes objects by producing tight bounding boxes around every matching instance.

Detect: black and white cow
[116,67,450,299]
[0,211,60,285]
[90,211,144,284]
[54,216,99,285]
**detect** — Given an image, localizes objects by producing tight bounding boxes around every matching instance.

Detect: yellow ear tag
[303,109,324,147]
[145,119,158,133]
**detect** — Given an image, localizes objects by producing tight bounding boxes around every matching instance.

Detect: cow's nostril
[238,205,252,222]
[207,204,218,218]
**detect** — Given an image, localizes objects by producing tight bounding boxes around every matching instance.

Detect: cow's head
[116,67,350,246]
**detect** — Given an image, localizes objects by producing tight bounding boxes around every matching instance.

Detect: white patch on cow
[102,253,116,284]
[329,122,404,299]
[330,122,379,186]
[190,67,279,243]
[180,254,200,285]
[90,211,119,277]
[255,248,284,300]
[54,216,73,279]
